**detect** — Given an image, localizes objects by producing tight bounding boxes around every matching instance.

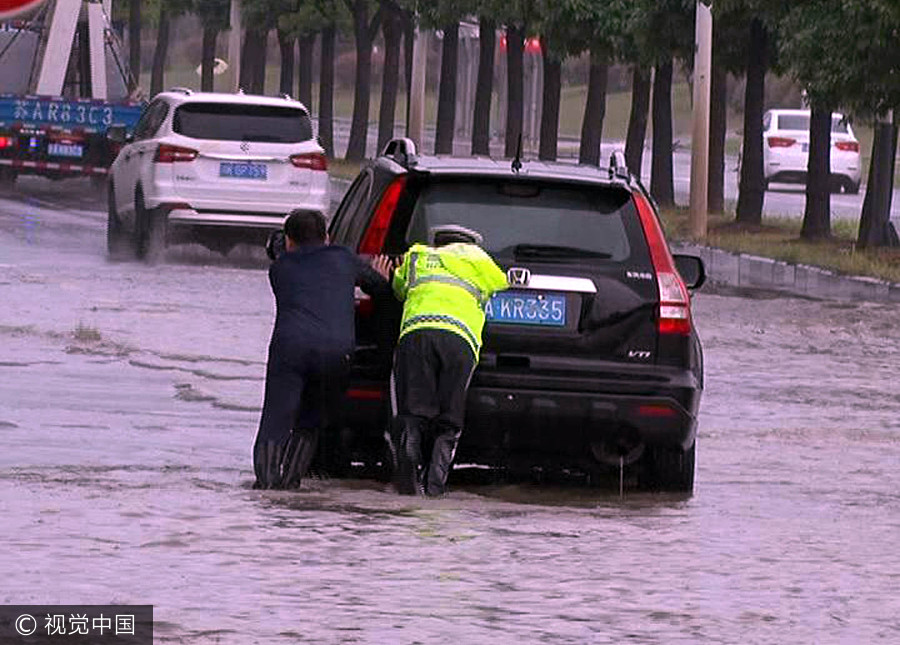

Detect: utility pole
[407,26,428,149]
[689,2,713,239]
[228,0,242,92]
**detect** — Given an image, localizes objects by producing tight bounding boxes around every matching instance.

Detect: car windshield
[777,113,849,133]
[405,181,640,263]
[173,103,313,142]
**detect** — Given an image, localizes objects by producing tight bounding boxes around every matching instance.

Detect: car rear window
[172,103,313,142]
[777,113,849,133]
[403,180,647,264]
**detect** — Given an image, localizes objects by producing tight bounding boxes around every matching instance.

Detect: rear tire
[106,183,129,260]
[643,441,695,494]
[135,187,166,263]
[845,179,860,195]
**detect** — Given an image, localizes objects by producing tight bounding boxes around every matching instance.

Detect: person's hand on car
[370,255,393,280]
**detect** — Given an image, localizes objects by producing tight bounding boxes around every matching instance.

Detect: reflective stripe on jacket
[392,242,508,357]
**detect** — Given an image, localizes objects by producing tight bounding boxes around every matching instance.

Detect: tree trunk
[346,1,379,161]
[239,28,253,90]
[128,0,141,91]
[250,29,268,94]
[297,33,314,107]
[471,17,495,155]
[149,5,169,97]
[200,25,218,92]
[858,115,899,248]
[708,60,727,213]
[650,59,675,207]
[377,4,402,153]
[504,25,524,158]
[278,30,295,97]
[801,103,832,239]
[434,22,459,155]
[736,18,767,225]
[318,24,336,158]
[538,42,561,162]
[625,65,651,177]
[578,49,608,166]
[241,29,267,94]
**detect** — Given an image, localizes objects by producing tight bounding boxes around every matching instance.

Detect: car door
[116,100,167,224]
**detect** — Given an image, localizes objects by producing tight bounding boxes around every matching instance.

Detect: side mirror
[107,125,129,145]
[673,254,706,290]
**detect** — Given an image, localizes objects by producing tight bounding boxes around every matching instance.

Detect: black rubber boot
[253,441,285,490]
[281,429,319,489]
[394,424,425,496]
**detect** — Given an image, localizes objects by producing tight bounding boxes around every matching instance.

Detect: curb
[672,242,900,304]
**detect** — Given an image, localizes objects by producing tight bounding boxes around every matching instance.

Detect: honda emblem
[507,267,531,286]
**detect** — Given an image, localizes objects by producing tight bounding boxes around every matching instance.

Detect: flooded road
[1,179,899,644]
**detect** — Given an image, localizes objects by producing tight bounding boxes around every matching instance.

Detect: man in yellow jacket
[388,225,508,496]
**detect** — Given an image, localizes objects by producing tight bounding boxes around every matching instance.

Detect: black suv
[328,139,706,493]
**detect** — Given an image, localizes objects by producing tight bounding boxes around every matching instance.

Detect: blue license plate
[219,162,267,179]
[48,142,83,158]
[485,291,566,327]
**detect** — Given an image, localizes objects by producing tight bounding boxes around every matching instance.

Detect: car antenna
[511,132,523,174]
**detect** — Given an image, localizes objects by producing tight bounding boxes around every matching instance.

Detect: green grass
[660,208,900,284]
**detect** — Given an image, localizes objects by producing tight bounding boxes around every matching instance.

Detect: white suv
[762,109,861,194]
[106,89,329,260]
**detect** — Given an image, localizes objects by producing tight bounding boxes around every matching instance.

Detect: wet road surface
[1,178,899,643]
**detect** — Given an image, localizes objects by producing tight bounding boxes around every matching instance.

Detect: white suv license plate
[219,162,267,180]
[485,292,566,327]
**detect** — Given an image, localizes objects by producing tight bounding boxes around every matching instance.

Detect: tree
[150,1,188,97]
[194,0,230,92]
[471,14,495,155]
[631,0,694,207]
[624,66,651,176]
[128,0,141,91]
[344,0,383,160]
[377,0,403,152]
[734,16,768,225]
[778,0,895,240]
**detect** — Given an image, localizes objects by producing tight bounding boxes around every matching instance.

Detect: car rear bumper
[341,364,702,468]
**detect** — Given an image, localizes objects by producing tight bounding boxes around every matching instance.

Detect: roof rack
[281,93,293,100]
[168,87,193,95]
[608,150,630,181]
[382,137,418,168]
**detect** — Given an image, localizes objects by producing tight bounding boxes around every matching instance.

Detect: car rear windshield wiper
[511,244,612,260]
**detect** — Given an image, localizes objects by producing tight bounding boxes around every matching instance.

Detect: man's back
[270,245,380,352]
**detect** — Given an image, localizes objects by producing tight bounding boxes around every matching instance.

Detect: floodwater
[1,178,899,644]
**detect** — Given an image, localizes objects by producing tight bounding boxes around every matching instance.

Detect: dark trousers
[253,344,349,488]
[389,329,476,496]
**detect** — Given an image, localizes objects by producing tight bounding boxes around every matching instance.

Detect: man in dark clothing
[253,210,391,489]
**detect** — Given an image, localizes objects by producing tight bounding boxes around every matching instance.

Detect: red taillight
[633,193,692,336]
[154,143,197,163]
[347,387,384,401]
[0,136,15,148]
[767,136,796,148]
[358,176,407,254]
[636,404,678,418]
[290,152,328,171]
[835,140,859,153]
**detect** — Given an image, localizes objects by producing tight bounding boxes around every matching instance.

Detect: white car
[106,89,329,260]
[762,109,861,194]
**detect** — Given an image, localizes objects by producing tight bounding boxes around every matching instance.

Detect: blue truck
[0,1,144,183]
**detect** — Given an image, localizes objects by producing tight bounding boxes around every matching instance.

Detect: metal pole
[228,0,242,92]
[407,26,428,149]
[689,2,713,239]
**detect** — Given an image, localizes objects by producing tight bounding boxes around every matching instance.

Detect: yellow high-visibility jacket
[392,243,509,357]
